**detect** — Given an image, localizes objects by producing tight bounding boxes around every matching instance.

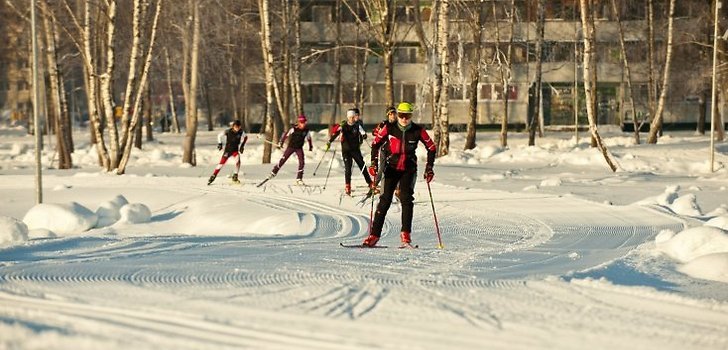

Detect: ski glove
[424,167,434,183]
[238,144,245,153]
[368,165,378,178]
[217,143,223,151]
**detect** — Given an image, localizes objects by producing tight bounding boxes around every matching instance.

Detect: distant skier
[208,120,248,185]
[363,102,436,248]
[326,108,372,195]
[266,114,314,185]
[372,106,398,191]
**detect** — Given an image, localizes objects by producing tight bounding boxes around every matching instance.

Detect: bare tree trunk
[580,0,618,172]
[203,81,213,130]
[330,0,342,129]
[144,83,153,142]
[499,0,516,148]
[182,0,200,165]
[99,0,119,170]
[611,0,641,144]
[82,0,110,170]
[436,0,449,156]
[164,48,180,133]
[528,0,545,146]
[259,0,275,164]
[465,2,484,151]
[290,0,303,117]
[41,0,72,169]
[118,0,162,173]
[646,0,657,132]
[119,0,144,153]
[647,0,676,144]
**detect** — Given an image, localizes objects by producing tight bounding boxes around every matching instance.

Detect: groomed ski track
[1,175,727,350]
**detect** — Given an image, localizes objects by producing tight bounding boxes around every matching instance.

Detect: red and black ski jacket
[280,125,313,150]
[328,120,366,152]
[371,122,436,172]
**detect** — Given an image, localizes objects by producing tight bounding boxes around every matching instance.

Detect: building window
[449,84,466,100]
[0,80,8,91]
[494,85,517,100]
[17,80,29,91]
[394,47,420,63]
[303,84,334,104]
[341,83,357,104]
[401,83,417,103]
[480,84,492,100]
[312,5,332,23]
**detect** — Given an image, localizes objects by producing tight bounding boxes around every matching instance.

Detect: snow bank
[656,226,728,283]
[96,195,130,226]
[705,214,728,230]
[117,203,152,224]
[635,185,703,217]
[22,202,98,235]
[0,216,28,245]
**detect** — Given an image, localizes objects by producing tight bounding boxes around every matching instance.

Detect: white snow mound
[96,195,130,226]
[118,203,152,224]
[705,214,728,230]
[23,202,98,235]
[0,216,29,245]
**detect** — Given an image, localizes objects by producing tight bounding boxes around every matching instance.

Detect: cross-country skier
[266,114,314,185]
[208,120,247,185]
[326,108,372,195]
[372,106,398,192]
[363,102,436,248]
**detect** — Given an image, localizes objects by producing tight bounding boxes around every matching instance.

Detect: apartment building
[273,0,708,128]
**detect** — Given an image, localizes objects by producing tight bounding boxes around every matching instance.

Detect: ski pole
[323,148,337,190]
[312,147,330,176]
[256,134,282,149]
[368,172,377,235]
[426,180,444,249]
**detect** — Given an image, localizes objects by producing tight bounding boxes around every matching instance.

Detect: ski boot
[399,231,415,249]
[362,234,380,247]
[231,173,240,184]
[345,183,352,196]
[207,174,216,185]
[296,179,305,186]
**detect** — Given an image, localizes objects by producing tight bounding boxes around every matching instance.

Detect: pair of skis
[339,242,418,249]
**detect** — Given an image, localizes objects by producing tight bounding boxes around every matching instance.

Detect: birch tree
[647,0,676,144]
[435,0,450,156]
[611,0,641,144]
[258,0,275,163]
[579,0,618,172]
[528,0,545,146]
[182,0,200,165]
[464,1,485,151]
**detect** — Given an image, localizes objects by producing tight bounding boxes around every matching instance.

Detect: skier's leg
[272,148,294,175]
[343,151,353,185]
[352,151,371,185]
[234,151,241,174]
[212,154,230,176]
[370,169,402,236]
[295,148,305,180]
[398,169,417,234]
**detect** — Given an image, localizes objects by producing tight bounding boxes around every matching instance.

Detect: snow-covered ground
[1,125,728,349]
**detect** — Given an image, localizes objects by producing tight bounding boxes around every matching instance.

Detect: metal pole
[31,0,43,204]
[710,1,720,173]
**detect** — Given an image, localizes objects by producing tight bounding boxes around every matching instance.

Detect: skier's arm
[239,132,248,153]
[217,130,227,150]
[328,124,341,144]
[370,125,389,164]
[306,131,313,151]
[420,128,437,169]
[279,128,293,148]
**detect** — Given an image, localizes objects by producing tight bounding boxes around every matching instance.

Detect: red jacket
[371,122,436,171]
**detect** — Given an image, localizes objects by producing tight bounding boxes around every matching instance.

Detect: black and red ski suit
[328,120,372,186]
[369,121,436,236]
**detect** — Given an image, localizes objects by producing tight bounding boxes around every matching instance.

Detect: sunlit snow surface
[1,127,728,349]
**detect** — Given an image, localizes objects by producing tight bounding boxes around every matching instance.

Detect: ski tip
[437,244,445,249]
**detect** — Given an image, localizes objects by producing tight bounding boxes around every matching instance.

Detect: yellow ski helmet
[396,102,414,114]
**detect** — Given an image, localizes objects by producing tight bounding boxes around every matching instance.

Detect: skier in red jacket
[364,102,436,248]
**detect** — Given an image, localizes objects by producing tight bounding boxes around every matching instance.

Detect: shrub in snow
[118,203,152,224]
[0,216,29,244]
[656,226,728,263]
[23,202,98,235]
[96,195,129,226]
[669,193,702,217]
[705,215,728,230]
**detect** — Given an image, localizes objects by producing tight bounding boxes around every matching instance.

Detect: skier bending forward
[208,120,247,185]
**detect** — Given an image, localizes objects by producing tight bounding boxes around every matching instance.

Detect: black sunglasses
[397,113,412,119]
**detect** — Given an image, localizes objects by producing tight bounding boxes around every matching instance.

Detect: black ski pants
[343,149,372,185]
[370,167,417,236]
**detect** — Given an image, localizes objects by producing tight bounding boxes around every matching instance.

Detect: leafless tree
[647,0,676,144]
